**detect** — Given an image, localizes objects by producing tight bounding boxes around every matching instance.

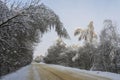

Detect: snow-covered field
[1,63,120,80]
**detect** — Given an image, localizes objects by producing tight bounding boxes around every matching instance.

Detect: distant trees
[91,20,120,73]
[44,21,97,69]
[34,55,44,63]
[0,0,69,76]
[76,43,96,70]
[44,20,120,74]
[44,38,67,64]
[44,39,96,70]
[44,39,78,67]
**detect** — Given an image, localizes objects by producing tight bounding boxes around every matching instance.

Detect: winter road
[28,63,111,80]
[1,63,112,80]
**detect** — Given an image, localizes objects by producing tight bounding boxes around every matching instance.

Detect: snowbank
[47,64,120,80]
[0,65,30,80]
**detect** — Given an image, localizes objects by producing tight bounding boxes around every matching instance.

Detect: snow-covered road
[1,63,120,80]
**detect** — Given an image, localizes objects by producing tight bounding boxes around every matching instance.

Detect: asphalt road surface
[28,63,111,80]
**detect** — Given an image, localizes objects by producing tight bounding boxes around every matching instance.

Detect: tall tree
[74,21,97,44]
[91,20,120,73]
[0,0,69,76]
[73,21,97,63]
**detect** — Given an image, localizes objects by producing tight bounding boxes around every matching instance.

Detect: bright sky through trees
[33,0,120,56]
[9,0,120,56]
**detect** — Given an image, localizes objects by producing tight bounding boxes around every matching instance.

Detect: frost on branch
[0,0,69,76]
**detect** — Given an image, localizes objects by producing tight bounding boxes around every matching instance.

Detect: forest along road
[29,63,112,80]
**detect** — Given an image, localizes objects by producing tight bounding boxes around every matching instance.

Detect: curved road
[28,63,111,80]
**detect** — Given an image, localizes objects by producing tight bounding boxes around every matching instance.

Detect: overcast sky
[22,0,120,56]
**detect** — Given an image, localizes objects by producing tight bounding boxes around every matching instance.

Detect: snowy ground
[0,63,120,80]
[48,64,120,80]
[0,65,31,80]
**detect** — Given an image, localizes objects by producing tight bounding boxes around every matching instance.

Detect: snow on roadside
[0,65,31,80]
[0,63,119,80]
[86,71,120,80]
[47,64,120,80]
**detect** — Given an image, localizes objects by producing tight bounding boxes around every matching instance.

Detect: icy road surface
[1,63,119,80]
